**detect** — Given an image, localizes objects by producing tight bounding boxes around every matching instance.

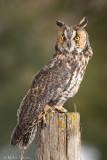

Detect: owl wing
[18,58,71,125]
[11,58,71,148]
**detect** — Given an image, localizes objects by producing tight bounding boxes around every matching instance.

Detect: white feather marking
[69,30,76,52]
[72,30,76,38]
[64,30,67,38]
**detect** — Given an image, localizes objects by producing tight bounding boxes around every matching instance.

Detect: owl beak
[67,39,71,49]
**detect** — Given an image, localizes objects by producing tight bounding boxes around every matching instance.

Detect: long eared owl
[11,17,93,149]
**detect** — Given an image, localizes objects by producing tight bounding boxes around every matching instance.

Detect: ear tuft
[79,17,88,28]
[56,20,65,28]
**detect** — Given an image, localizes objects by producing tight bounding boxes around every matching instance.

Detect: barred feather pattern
[10,17,93,149]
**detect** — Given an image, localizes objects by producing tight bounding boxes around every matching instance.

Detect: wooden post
[36,112,81,160]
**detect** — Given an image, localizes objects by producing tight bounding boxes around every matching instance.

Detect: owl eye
[75,36,80,41]
[62,35,66,41]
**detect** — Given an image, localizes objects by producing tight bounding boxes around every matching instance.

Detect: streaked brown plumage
[11,17,93,149]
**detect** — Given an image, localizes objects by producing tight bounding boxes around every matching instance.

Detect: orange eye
[75,36,80,41]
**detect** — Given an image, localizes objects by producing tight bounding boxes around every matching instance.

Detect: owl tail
[11,124,37,149]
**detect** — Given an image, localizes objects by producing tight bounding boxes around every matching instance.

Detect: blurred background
[0,0,107,160]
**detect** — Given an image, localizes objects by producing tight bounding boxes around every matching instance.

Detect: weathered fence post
[36,112,81,160]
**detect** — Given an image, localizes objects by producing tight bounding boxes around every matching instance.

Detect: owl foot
[51,110,55,113]
[55,105,67,113]
[42,115,48,127]
[37,116,48,128]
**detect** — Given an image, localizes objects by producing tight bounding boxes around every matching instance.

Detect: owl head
[56,17,90,54]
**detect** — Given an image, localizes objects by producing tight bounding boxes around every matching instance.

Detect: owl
[11,17,93,150]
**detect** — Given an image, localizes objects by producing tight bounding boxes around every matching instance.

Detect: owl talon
[51,110,55,113]
[55,109,67,113]
[44,122,48,128]
[42,115,48,127]
[41,120,48,128]
[55,105,67,113]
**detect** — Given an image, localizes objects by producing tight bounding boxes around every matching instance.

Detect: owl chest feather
[57,54,89,105]
[67,58,88,95]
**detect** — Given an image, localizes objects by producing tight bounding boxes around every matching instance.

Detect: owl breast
[57,56,88,106]
[64,70,83,98]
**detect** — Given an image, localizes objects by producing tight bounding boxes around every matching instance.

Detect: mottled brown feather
[11,17,93,150]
